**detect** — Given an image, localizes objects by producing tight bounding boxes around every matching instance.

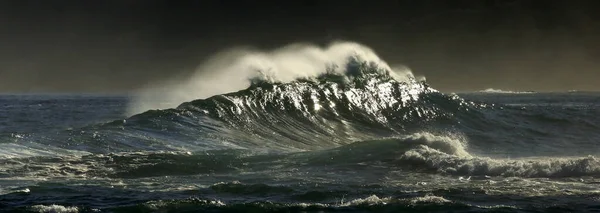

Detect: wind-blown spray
[127,41,413,115]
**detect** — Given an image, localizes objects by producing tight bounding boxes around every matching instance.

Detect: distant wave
[478,88,535,94]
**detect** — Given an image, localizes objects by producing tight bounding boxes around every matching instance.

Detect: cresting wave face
[126,42,414,115]
[118,54,461,152]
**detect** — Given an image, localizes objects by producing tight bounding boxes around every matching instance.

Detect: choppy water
[2,57,600,212]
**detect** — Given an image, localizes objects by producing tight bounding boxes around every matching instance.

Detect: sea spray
[127,41,413,115]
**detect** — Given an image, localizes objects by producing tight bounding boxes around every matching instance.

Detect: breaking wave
[126,42,414,115]
[27,47,477,155]
[4,41,600,180]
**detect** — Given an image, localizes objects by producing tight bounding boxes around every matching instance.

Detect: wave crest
[127,41,414,115]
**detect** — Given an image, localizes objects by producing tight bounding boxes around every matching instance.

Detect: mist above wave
[127,41,414,115]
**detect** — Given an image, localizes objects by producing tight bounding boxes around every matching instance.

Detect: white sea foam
[340,195,390,206]
[407,195,452,204]
[29,204,79,213]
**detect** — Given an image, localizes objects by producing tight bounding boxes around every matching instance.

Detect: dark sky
[1,0,599,93]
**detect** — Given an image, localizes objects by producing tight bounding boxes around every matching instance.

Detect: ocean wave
[400,147,600,178]
[477,88,535,94]
[126,41,415,115]
[384,133,600,178]
[20,53,476,155]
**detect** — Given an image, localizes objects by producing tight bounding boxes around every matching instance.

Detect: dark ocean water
[2,62,600,212]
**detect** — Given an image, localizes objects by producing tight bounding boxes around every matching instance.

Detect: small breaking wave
[400,147,600,178]
[290,131,600,178]
[388,133,600,178]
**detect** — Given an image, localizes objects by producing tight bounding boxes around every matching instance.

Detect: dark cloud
[1,0,599,93]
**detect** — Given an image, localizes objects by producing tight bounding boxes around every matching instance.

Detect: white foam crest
[29,204,79,213]
[400,132,471,158]
[126,41,414,115]
[406,195,452,204]
[340,195,390,206]
[144,199,226,210]
[337,195,452,207]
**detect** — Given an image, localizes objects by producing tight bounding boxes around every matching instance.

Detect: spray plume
[126,41,413,115]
